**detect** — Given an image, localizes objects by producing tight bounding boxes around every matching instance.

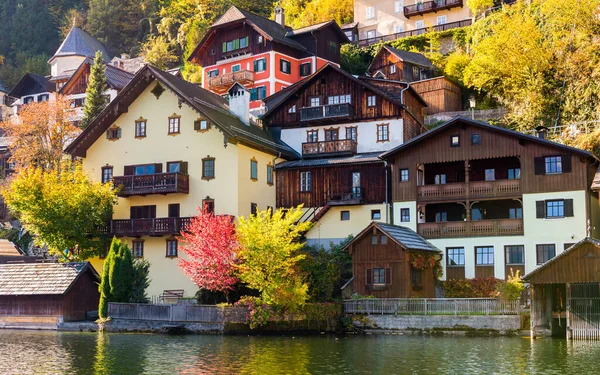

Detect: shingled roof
[343,222,440,253]
[374,45,433,69]
[7,73,55,98]
[49,27,111,63]
[275,152,382,170]
[0,262,98,296]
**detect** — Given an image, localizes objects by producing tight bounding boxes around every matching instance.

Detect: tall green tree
[98,238,138,318]
[81,51,108,129]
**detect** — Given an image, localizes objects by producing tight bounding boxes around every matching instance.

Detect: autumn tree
[236,207,312,309]
[1,160,117,260]
[179,208,239,295]
[81,51,108,129]
[1,96,80,172]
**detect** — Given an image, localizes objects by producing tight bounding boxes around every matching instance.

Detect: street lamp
[469,95,476,120]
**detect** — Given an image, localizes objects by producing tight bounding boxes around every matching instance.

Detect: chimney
[535,125,548,140]
[228,83,250,125]
[274,5,285,27]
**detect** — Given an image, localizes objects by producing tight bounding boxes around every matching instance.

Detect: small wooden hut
[0,262,100,329]
[343,222,441,298]
[523,238,600,339]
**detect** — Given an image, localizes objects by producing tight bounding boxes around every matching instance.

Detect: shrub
[443,277,503,298]
[496,269,524,301]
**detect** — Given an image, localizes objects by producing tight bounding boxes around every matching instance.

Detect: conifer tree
[81,50,108,129]
[98,237,138,318]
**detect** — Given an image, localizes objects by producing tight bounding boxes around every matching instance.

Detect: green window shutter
[233,39,239,50]
[222,42,226,53]
[244,36,249,47]
[279,59,283,72]
[250,88,257,101]
[117,128,122,138]
[254,60,258,72]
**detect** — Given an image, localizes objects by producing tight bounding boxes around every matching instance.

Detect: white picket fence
[344,298,520,316]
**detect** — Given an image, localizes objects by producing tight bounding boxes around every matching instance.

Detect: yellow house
[66,66,297,299]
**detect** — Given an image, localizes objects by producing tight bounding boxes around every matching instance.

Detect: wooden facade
[410,77,462,115]
[367,47,433,83]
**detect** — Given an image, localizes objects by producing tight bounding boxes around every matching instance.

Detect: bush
[496,269,524,301]
[442,277,503,298]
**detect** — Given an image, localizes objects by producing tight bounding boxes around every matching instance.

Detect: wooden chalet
[0,262,100,329]
[523,238,600,339]
[367,45,434,83]
[410,77,462,115]
[59,58,134,98]
[343,222,441,298]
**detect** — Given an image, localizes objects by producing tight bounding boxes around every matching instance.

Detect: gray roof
[50,27,111,62]
[376,223,440,252]
[58,58,135,95]
[285,21,333,36]
[0,262,97,295]
[275,152,382,169]
[383,46,433,68]
[7,73,55,98]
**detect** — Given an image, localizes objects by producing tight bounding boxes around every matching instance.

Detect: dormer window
[23,96,34,104]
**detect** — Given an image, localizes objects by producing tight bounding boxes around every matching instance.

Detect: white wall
[391,201,417,232]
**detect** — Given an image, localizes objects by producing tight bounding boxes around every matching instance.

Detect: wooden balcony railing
[417,179,521,201]
[404,0,463,18]
[208,70,254,92]
[357,19,472,47]
[110,217,192,237]
[417,219,524,239]
[302,139,358,157]
[113,173,189,197]
[327,187,364,206]
[300,103,354,121]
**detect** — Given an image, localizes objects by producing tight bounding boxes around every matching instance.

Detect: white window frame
[300,171,311,192]
[366,7,375,20]
[436,15,447,25]
[415,20,425,29]
[367,30,376,40]
[394,0,404,13]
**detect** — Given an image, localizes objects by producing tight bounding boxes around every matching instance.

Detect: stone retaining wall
[355,315,523,334]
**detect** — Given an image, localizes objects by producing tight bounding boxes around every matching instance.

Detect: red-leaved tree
[179,208,239,294]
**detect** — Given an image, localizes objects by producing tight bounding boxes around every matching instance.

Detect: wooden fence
[344,298,520,316]
[108,303,223,323]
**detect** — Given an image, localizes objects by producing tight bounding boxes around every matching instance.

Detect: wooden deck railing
[344,298,521,316]
[108,302,223,323]
[327,187,364,205]
[300,103,354,121]
[208,70,254,90]
[302,139,357,157]
[417,219,523,239]
[113,172,189,197]
[404,0,463,18]
[417,179,521,201]
[357,19,472,47]
[110,217,192,237]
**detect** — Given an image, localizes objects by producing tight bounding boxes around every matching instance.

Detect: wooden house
[0,262,100,329]
[367,45,434,83]
[523,238,600,339]
[410,76,462,115]
[343,221,440,298]
[0,240,40,264]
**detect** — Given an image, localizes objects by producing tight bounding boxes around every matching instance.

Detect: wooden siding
[276,162,386,208]
[446,266,465,280]
[349,227,436,298]
[411,77,462,115]
[62,65,90,95]
[526,241,600,284]
[289,26,341,64]
[367,48,432,83]
[474,266,495,278]
[0,295,63,317]
[390,123,595,202]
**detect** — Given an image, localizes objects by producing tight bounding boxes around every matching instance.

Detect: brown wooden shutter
[562,155,572,173]
[149,205,157,218]
[536,201,546,218]
[194,120,200,131]
[385,268,392,285]
[180,162,188,174]
[154,163,162,173]
[366,268,372,285]
[168,203,180,218]
[130,206,137,219]
[564,199,574,217]
[124,165,134,176]
[534,157,545,175]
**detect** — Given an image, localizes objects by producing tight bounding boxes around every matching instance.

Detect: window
[202,157,215,180]
[208,70,219,78]
[390,64,397,74]
[167,162,184,173]
[367,30,376,40]
[300,171,311,192]
[400,208,410,222]
[251,203,258,215]
[536,244,556,264]
[222,37,248,53]
[250,158,258,181]
[307,130,318,143]
[166,239,178,257]
[23,96,34,104]
[168,114,180,134]
[545,156,562,174]
[377,124,389,142]
[434,174,447,185]
[508,168,521,180]
[325,128,339,141]
[250,86,267,101]
[509,208,522,219]
[346,127,357,142]
[381,236,388,245]
[134,164,157,175]
[130,205,156,219]
[135,119,147,137]
[371,236,378,245]
[471,133,480,145]
[411,267,422,286]
[310,97,321,107]
[436,15,447,25]
[400,168,409,182]
[394,24,404,33]
[203,198,215,214]
[371,210,381,220]
[70,97,85,108]
[472,208,482,221]
[546,200,564,218]
[328,95,351,104]
[447,248,465,266]
[300,63,311,76]
[475,246,494,265]
[537,199,573,219]
[106,127,121,140]
[254,58,267,73]
[257,35,263,43]
[194,118,210,131]
[168,203,180,218]
[101,166,113,184]
[412,66,420,80]
[415,20,425,29]
[394,0,404,13]
[132,240,144,258]
[341,211,350,221]
[505,245,524,265]
[38,94,49,102]
[240,36,248,48]
[373,268,385,284]
[485,169,495,181]
[267,164,274,185]
[329,41,338,53]
[288,105,297,114]
[366,6,375,19]
[210,47,215,55]
[367,95,376,107]
[280,59,291,74]
[231,65,241,73]
[435,212,447,222]
[450,135,460,147]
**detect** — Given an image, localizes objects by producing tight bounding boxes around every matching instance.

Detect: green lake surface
[1,330,599,374]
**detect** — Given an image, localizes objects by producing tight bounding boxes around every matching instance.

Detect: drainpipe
[385,160,390,224]
[400,82,410,105]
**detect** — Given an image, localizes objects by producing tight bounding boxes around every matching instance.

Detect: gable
[525,240,600,284]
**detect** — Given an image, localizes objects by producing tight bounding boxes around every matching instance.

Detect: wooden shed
[0,262,100,329]
[523,238,600,339]
[343,222,441,298]
[410,76,462,115]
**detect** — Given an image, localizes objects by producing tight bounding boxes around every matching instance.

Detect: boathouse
[343,222,441,298]
[0,262,100,329]
[523,238,600,339]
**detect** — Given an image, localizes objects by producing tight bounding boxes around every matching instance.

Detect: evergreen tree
[98,238,119,319]
[130,259,151,303]
[81,51,108,129]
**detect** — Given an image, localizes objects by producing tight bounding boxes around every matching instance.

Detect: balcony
[302,139,358,158]
[404,0,463,18]
[417,219,524,239]
[109,217,192,237]
[327,188,364,206]
[208,70,254,93]
[417,179,521,202]
[300,103,354,122]
[113,173,189,197]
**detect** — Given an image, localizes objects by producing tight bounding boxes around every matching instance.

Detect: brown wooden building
[410,77,462,115]
[367,45,434,83]
[343,222,441,298]
[0,262,100,329]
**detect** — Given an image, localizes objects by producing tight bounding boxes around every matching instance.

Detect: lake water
[1,330,600,374]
